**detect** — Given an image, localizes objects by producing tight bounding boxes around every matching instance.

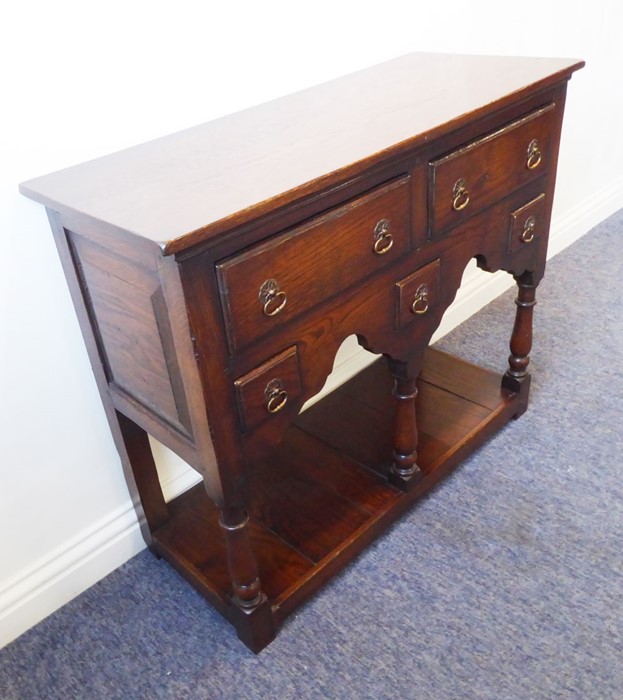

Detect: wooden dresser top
[20,52,583,254]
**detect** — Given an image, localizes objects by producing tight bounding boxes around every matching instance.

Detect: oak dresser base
[20,53,583,653]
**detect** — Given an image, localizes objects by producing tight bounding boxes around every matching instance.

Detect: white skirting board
[2,180,622,649]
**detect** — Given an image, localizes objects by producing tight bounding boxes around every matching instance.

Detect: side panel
[68,230,193,440]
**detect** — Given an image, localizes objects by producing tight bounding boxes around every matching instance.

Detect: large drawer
[429,104,556,236]
[217,176,410,351]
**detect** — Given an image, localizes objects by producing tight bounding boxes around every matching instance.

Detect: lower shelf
[152,348,519,634]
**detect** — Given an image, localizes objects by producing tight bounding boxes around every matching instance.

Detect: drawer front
[217,176,410,351]
[508,193,547,254]
[234,346,302,431]
[429,104,556,236]
[395,259,441,330]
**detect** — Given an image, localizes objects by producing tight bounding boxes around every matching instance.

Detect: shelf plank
[295,390,395,473]
[154,485,314,606]
[420,348,509,411]
[262,427,400,515]
[247,456,373,563]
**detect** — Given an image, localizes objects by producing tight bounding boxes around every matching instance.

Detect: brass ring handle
[373,218,393,255]
[521,215,536,243]
[259,279,287,317]
[411,284,430,315]
[264,378,288,414]
[263,291,287,317]
[373,233,393,255]
[526,139,542,170]
[452,178,470,212]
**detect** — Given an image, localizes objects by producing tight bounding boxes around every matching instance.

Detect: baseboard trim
[0,503,144,649]
[547,175,623,259]
[0,466,200,649]
[2,181,622,649]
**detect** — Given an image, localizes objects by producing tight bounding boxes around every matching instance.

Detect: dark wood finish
[429,105,556,237]
[68,231,192,437]
[153,348,519,625]
[502,272,538,416]
[506,271,537,380]
[217,176,410,352]
[508,193,547,254]
[44,211,170,546]
[154,483,313,605]
[21,53,583,652]
[395,258,441,330]
[234,346,302,431]
[386,358,422,489]
[218,507,263,607]
[115,412,169,533]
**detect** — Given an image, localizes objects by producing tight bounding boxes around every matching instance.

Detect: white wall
[2,0,621,648]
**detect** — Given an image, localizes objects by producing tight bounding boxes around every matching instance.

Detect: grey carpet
[1,210,622,700]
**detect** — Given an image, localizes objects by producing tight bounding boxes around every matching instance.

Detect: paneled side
[68,231,193,439]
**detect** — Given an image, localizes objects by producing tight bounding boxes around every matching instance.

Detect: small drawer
[429,104,556,237]
[217,176,410,351]
[395,259,441,330]
[508,193,547,254]
[234,346,302,431]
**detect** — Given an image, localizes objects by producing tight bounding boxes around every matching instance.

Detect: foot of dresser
[231,593,276,654]
[387,466,423,492]
[502,371,532,418]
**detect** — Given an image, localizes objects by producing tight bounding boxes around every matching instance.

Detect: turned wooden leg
[219,507,263,607]
[218,506,275,652]
[386,358,422,491]
[502,271,537,415]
